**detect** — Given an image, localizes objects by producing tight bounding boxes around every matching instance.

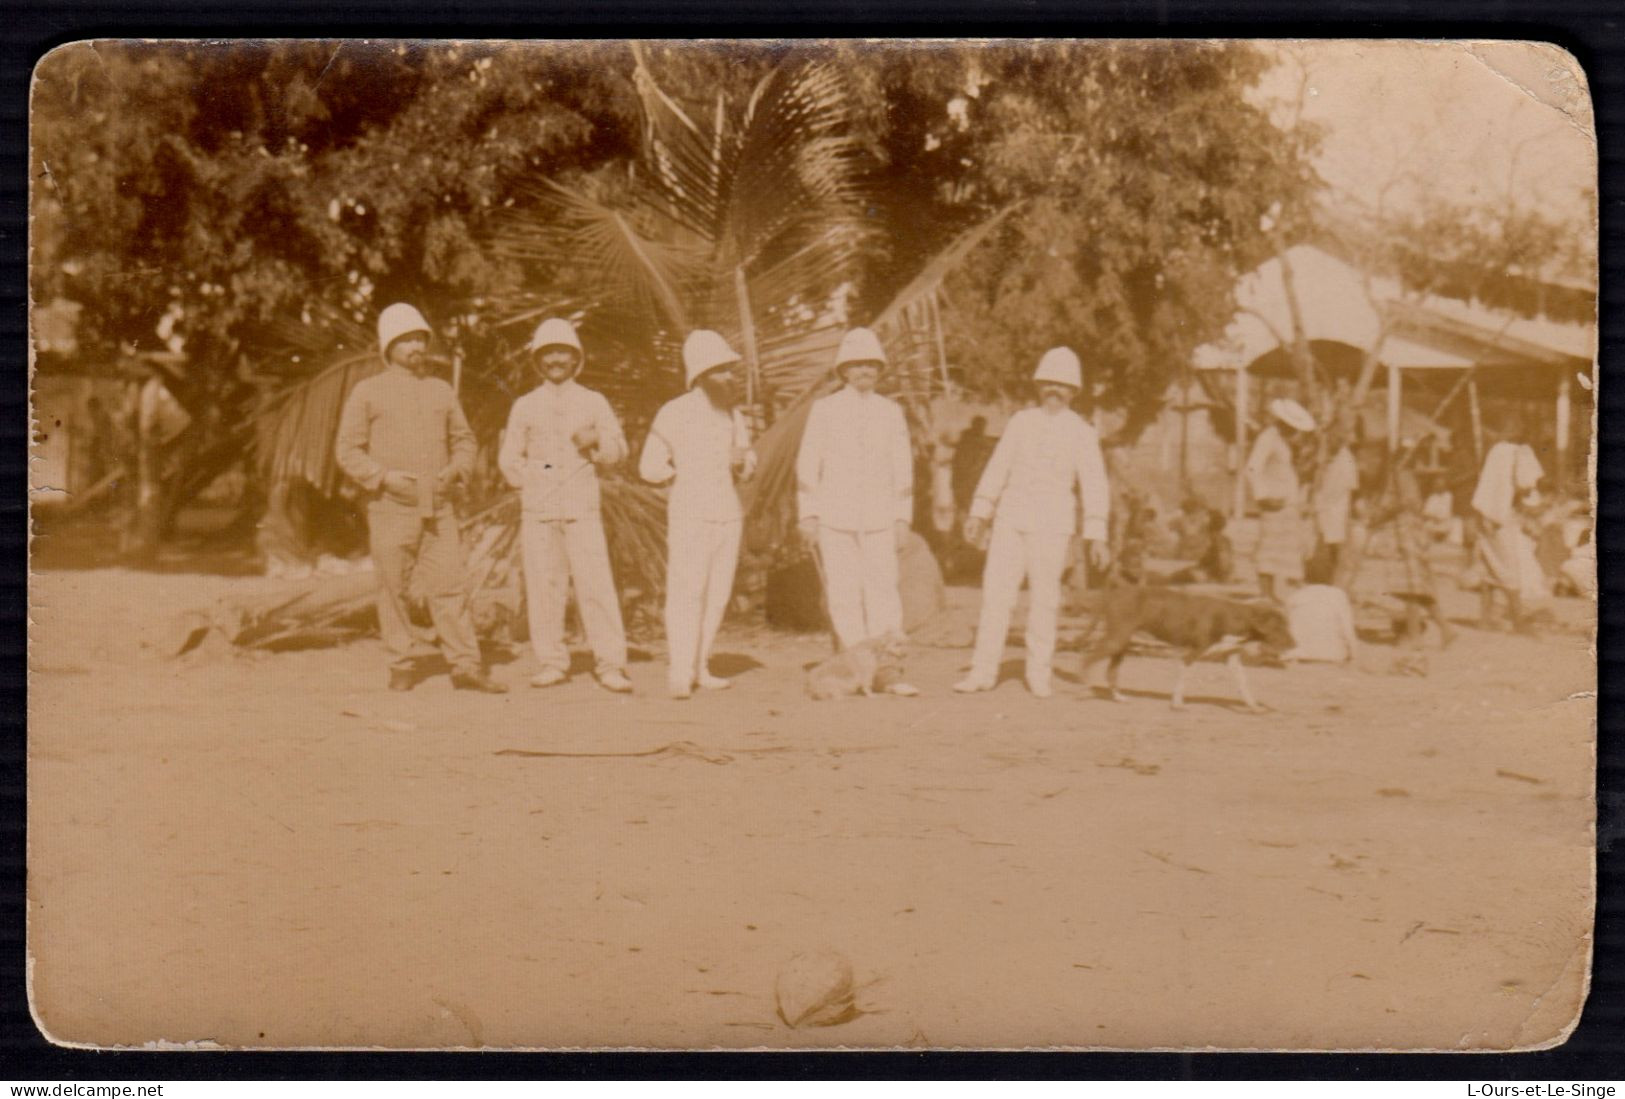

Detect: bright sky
[1254,40,1596,225]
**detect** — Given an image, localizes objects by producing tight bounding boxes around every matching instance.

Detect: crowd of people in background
[930,366,1590,666]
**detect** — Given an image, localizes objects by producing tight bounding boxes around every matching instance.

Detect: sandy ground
[27,565,1596,1050]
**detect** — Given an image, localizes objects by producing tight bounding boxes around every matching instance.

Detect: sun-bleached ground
[27,566,1595,1050]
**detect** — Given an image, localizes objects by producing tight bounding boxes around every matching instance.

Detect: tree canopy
[33,38,1325,545]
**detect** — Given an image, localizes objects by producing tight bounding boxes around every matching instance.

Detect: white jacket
[498,379,626,519]
[970,406,1110,540]
[797,386,914,532]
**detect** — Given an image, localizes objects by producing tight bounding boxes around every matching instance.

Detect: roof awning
[1378,336,1475,370]
[1193,244,1593,375]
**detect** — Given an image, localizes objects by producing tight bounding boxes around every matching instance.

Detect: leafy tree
[815,41,1322,428]
[33,38,1318,567]
[31,40,635,551]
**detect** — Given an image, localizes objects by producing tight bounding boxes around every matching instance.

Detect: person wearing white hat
[335,303,506,693]
[639,330,758,699]
[1246,397,1317,601]
[954,347,1110,698]
[498,317,632,693]
[795,328,915,665]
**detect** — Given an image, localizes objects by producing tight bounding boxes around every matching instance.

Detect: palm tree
[490,48,1016,546]
[245,49,1009,637]
[489,43,881,411]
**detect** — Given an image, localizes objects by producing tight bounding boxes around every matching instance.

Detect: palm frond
[740,366,843,551]
[601,473,672,602]
[628,44,728,241]
[742,207,1020,541]
[747,220,874,338]
[500,182,703,336]
[755,323,845,406]
[727,64,870,269]
[871,205,1020,333]
[252,348,382,496]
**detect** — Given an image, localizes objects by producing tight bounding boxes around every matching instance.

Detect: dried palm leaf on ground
[177,475,672,655]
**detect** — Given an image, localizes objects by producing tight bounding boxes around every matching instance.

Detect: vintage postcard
[27,38,1597,1050]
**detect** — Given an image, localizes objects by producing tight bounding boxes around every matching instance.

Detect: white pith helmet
[1033,346,1082,389]
[377,303,432,359]
[834,327,888,374]
[528,317,583,355]
[1269,397,1317,433]
[682,330,743,388]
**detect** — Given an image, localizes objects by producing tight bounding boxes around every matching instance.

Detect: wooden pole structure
[1178,368,1191,494]
[734,265,760,415]
[1386,360,1402,452]
[1556,372,1572,491]
[1233,364,1249,520]
[1468,376,1485,465]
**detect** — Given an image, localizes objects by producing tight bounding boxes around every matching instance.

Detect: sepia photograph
[26,37,1598,1050]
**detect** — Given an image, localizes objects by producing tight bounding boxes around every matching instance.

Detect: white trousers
[969,524,1071,686]
[521,515,627,676]
[816,526,903,650]
[665,514,741,689]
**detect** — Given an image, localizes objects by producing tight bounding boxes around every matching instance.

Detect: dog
[805,635,917,700]
[1077,585,1296,712]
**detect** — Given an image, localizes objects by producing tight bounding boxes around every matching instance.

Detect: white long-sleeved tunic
[796,385,913,533]
[639,388,756,521]
[969,406,1110,540]
[497,379,627,519]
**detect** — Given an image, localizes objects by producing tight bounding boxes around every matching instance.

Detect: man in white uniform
[796,327,914,654]
[955,347,1110,698]
[498,317,632,693]
[639,330,757,699]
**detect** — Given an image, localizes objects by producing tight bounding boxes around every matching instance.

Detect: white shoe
[529,667,568,688]
[887,682,921,697]
[696,673,731,691]
[1026,678,1053,699]
[953,676,994,693]
[668,681,693,700]
[596,669,633,694]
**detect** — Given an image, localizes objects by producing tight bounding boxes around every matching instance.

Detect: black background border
[1,0,1620,1082]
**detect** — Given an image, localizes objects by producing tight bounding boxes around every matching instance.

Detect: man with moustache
[795,327,916,673]
[955,347,1110,699]
[498,317,633,693]
[335,303,507,693]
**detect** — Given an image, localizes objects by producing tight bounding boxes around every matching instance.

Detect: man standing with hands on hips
[796,327,917,685]
[955,347,1110,699]
[335,303,507,693]
[498,317,633,693]
[639,330,757,700]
